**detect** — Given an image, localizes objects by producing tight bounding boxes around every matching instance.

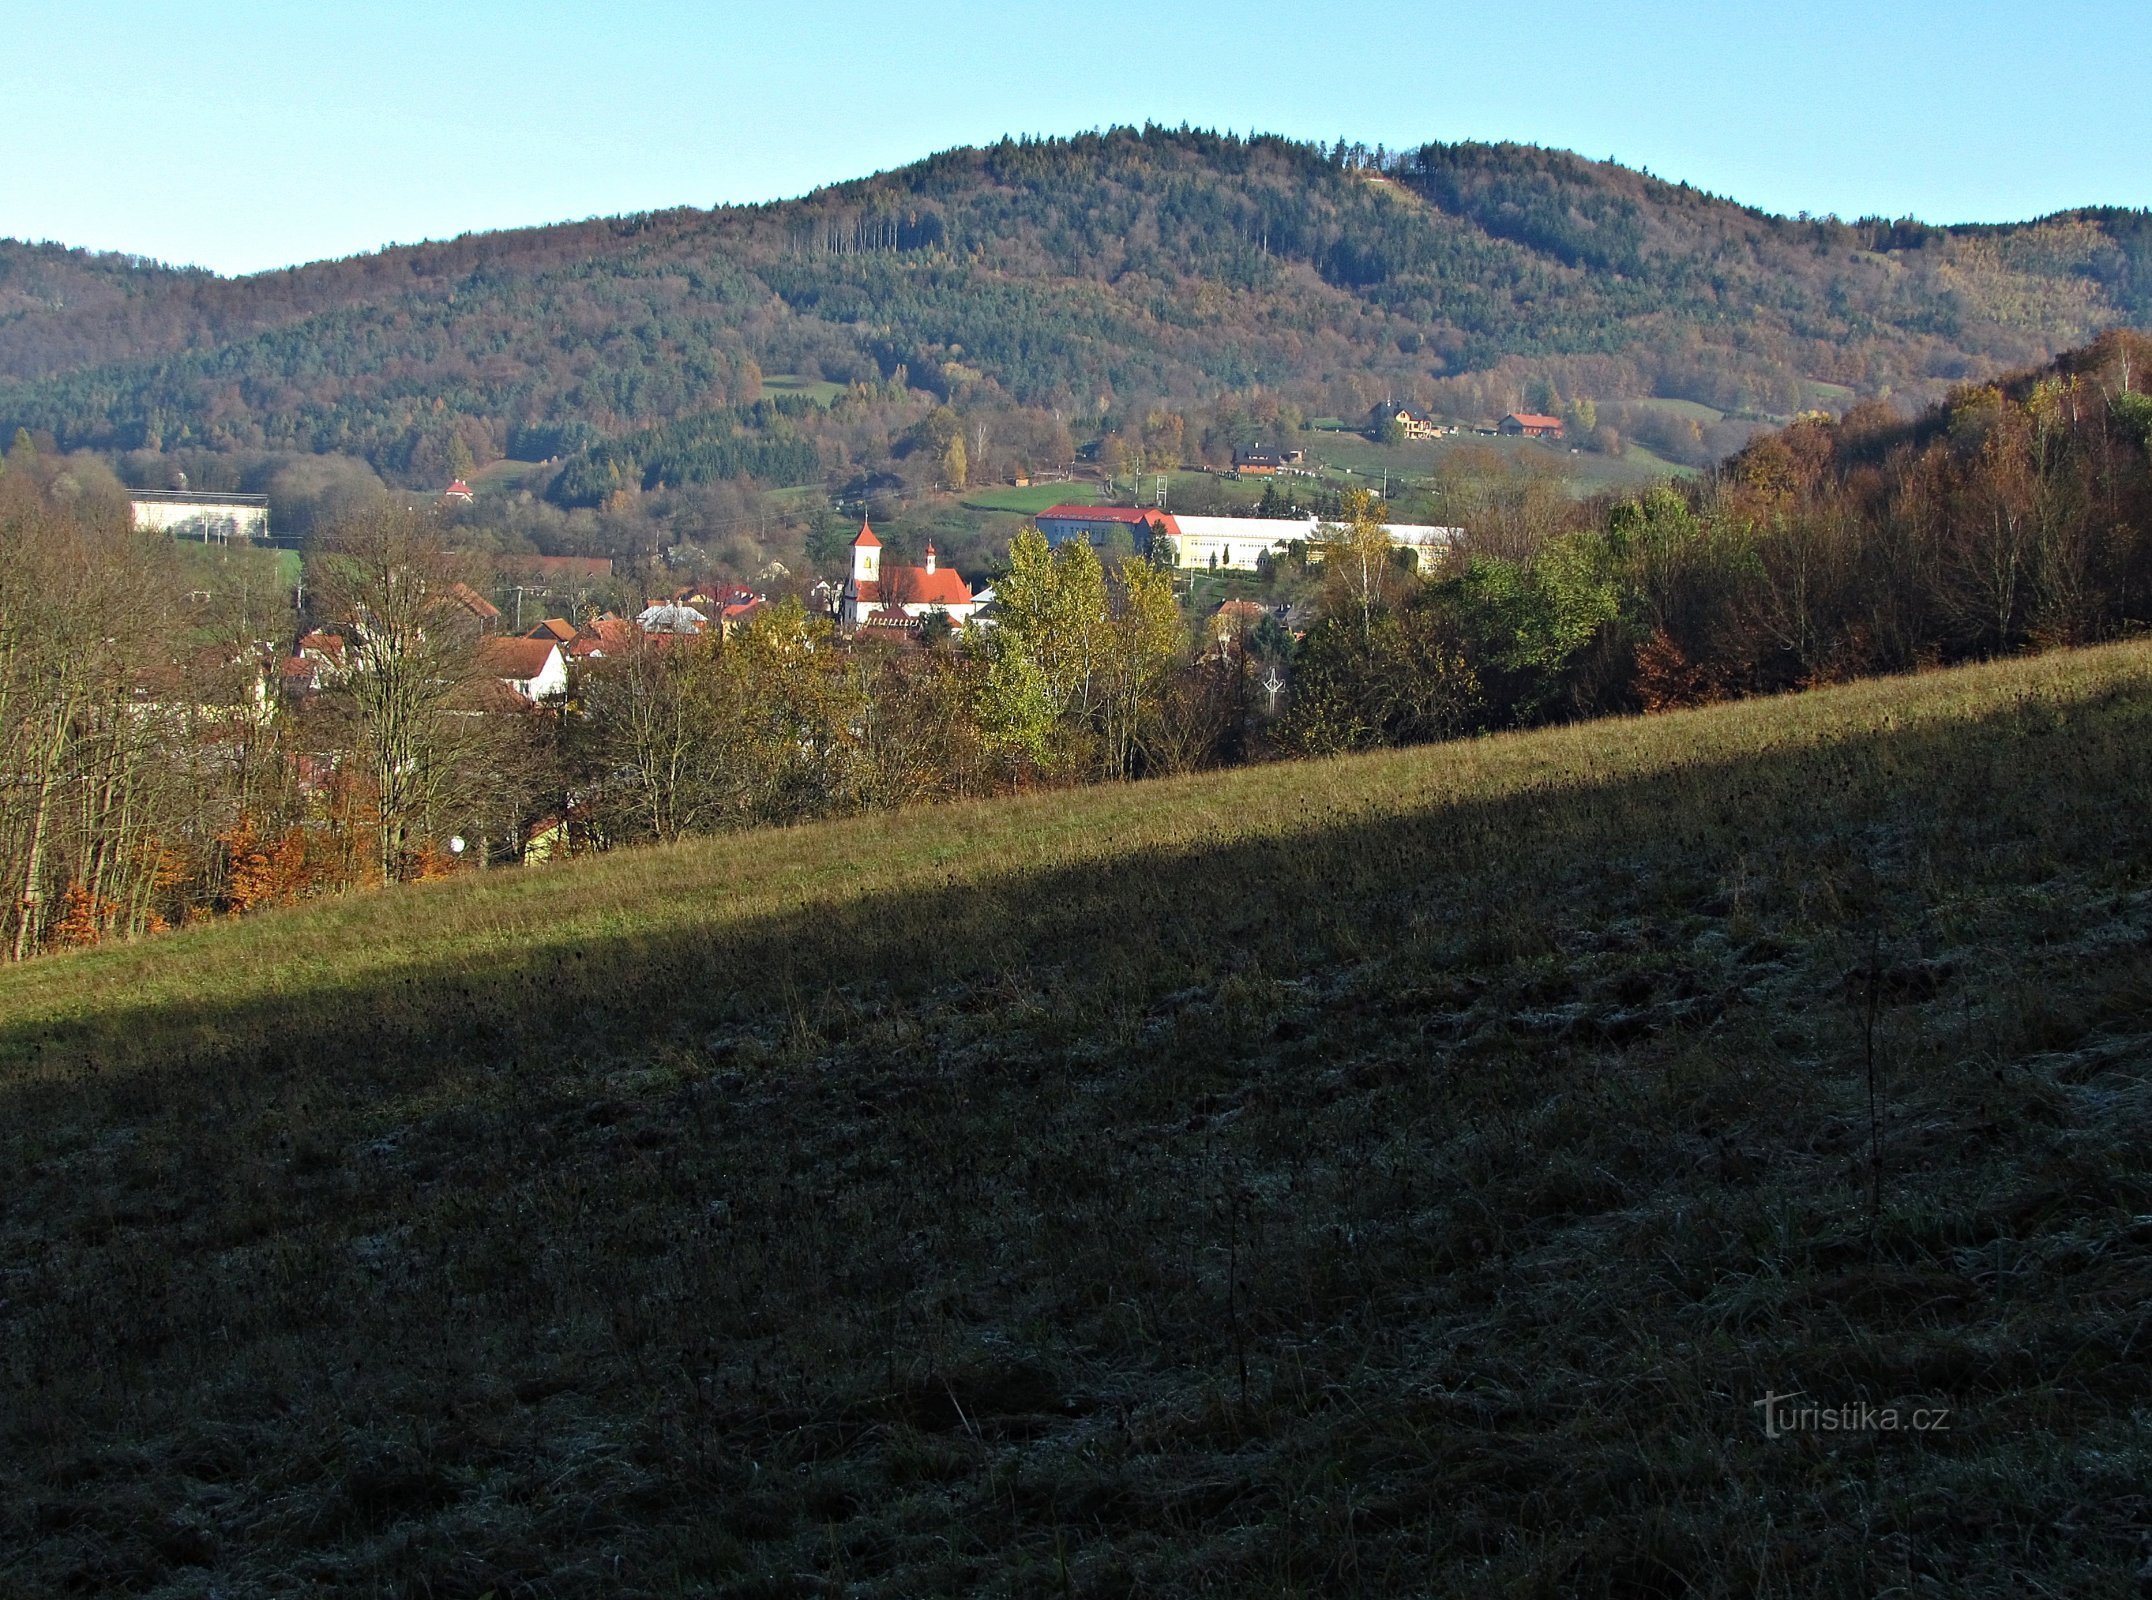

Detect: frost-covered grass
[7,642,2152,1595]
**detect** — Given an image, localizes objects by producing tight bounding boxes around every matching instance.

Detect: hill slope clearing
[6,644,2152,1594]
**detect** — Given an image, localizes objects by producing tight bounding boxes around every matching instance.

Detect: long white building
[1034,505,1461,573]
[129,490,270,544]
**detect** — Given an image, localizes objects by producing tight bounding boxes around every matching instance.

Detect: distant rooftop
[128,490,270,507]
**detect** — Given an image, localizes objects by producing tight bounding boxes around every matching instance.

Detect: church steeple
[850,520,881,585]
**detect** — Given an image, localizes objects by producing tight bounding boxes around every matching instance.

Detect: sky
[8,0,2149,277]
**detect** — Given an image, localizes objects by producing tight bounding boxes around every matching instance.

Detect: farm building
[1499,413,1565,439]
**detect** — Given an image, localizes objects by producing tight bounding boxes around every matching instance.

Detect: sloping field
[6,644,2152,1594]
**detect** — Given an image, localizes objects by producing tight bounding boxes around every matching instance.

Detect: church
[838,522,989,631]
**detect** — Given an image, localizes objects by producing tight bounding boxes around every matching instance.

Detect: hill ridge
[4,129,2149,485]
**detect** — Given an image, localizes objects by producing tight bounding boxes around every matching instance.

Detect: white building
[1166,515,1462,574]
[476,637,568,703]
[129,491,270,544]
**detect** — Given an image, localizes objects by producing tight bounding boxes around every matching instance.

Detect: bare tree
[308,505,509,881]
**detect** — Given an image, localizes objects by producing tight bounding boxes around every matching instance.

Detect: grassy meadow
[1301,426,1691,496]
[7,644,2152,1594]
[956,482,1098,515]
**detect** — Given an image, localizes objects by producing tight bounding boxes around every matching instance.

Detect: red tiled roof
[855,565,974,607]
[450,582,501,621]
[527,618,578,642]
[1503,413,1564,429]
[567,616,642,658]
[298,630,345,657]
[852,520,882,549]
[1038,505,1175,527]
[478,637,561,679]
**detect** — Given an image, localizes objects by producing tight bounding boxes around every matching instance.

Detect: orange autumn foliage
[49,882,119,950]
[219,818,319,914]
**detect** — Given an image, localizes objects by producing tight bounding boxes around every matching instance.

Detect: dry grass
[6,643,2152,1595]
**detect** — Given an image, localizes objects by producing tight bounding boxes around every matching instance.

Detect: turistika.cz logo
[1754,1391,1951,1439]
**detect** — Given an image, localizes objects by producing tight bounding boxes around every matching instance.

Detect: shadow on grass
[4,679,2143,1115]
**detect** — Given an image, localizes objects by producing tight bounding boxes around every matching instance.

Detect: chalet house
[1499,413,1565,440]
[1373,404,1445,441]
[840,523,985,630]
[477,636,567,703]
[1234,447,1286,475]
[443,478,475,503]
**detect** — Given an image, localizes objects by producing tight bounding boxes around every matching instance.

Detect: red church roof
[854,566,974,608]
[853,521,882,549]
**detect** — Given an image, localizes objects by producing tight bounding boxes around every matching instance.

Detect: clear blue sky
[9,1,2148,276]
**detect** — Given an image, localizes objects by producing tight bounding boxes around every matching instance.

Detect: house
[443,478,475,503]
[716,599,765,637]
[524,617,580,645]
[567,614,641,660]
[635,601,708,635]
[1035,504,1178,554]
[1499,413,1565,440]
[1210,599,1270,644]
[1234,447,1286,475]
[477,636,567,702]
[839,522,985,630]
[1372,403,1445,441]
[448,582,500,630]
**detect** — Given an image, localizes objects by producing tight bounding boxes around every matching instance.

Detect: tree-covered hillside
[3,128,2150,487]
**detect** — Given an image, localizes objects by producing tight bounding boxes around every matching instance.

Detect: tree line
[6,331,2150,960]
[1284,331,2152,750]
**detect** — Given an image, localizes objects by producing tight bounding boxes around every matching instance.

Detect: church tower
[851,521,881,586]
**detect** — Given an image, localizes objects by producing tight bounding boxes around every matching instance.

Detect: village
[128,404,1516,716]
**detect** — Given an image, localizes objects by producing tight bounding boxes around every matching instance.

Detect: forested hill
[4,128,2150,483]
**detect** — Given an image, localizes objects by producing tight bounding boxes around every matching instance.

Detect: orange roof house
[476,635,567,702]
[1499,413,1565,439]
[448,582,501,627]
